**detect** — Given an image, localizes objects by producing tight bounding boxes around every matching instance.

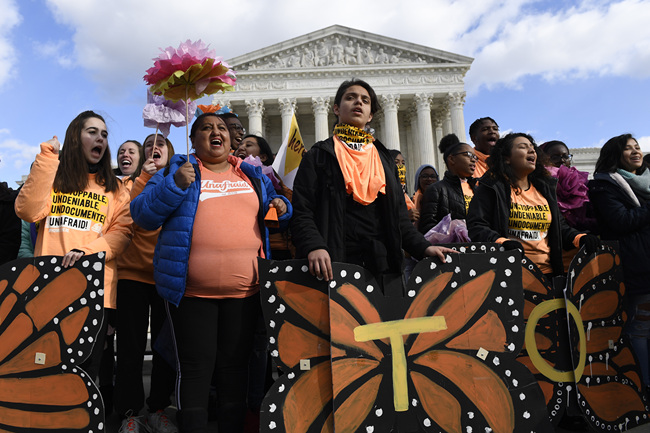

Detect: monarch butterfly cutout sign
[0,254,105,433]
[259,251,552,433]
[272,112,305,191]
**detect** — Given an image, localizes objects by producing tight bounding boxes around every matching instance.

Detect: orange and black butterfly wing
[327,248,551,433]
[327,263,396,433]
[0,254,105,433]
[565,243,650,430]
[258,258,334,433]
[446,242,566,425]
[518,254,570,425]
[406,248,551,433]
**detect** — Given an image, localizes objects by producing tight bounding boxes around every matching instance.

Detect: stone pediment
[227,25,473,72]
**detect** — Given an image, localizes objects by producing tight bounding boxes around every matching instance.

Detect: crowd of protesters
[2,78,649,433]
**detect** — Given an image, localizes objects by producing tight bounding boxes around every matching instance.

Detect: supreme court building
[212,25,473,175]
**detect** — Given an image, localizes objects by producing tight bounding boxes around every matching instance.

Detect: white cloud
[42,0,650,97]
[0,0,22,89]
[33,40,74,68]
[465,0,650,92]
[0,133,40,180]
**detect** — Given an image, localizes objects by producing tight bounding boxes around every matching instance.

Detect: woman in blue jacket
[131,113,291,433]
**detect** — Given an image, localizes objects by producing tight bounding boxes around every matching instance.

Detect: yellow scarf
[333,135,386,205]
[333,123,375,150]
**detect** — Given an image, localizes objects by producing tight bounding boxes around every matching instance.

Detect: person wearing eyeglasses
[539,140,597,234]
[419,134,477,235]
[219,112,246,151]
[411,164,439,222]
[467,133,600,278]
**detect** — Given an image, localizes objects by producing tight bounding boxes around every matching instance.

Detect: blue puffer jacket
[130,154,292,306]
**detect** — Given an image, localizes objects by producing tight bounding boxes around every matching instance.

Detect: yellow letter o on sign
[524,299,587,382]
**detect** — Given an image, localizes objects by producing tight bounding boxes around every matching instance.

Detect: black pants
[168,293,260,433]
[114,279,176,416]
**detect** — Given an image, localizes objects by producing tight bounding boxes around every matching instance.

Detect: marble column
[431,113,445,170]
[244,99,264,136]
[278,97,297,139]
[440,104,452,137]
[311,96,330,142]
[379,94,401,151]
[447,92,467,142]
[407,105,420,171]
[404,107,418,188]
[414,93,436,167]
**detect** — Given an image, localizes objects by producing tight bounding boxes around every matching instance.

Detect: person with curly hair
[467,132,599,277]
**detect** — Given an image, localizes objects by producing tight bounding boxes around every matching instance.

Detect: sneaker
[118,414,150,433]
[147,410,178,433]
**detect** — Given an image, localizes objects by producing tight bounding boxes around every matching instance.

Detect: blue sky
[1,0,649,185]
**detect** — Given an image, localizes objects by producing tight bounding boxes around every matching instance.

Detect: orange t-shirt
[185,165,262,299]
[508,185,552,273]
[474,150,489,178]
[461,179,474,214]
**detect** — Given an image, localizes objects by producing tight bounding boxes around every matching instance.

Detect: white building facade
[212,25,601,179]
[213,25,473,176]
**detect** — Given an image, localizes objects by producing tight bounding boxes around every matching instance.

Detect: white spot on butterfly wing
[415,276,422,284]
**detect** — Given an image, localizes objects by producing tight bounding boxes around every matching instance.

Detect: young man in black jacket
[291,79,453,294]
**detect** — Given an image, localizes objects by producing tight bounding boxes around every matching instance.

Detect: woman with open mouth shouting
[116,140,143,179]
[15,110,133,381]
[467,132,600,278]
[114,132,178,432]
[130,112,292,433]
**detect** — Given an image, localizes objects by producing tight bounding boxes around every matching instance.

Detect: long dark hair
[595,133,638,174]
[487,132,549,193]
[53,111,119,194]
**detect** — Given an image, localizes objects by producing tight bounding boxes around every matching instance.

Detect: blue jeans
[625,293,650,387]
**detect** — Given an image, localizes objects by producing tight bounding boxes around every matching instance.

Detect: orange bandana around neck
[333,135,386,205]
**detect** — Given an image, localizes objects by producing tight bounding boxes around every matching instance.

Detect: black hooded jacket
[589,172,650,296]
[291,137,431,278]
[0,182,21,265]
[467,174,580,276]
[419,171,477,234]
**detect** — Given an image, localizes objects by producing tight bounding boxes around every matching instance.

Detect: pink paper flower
[142,90,197,137]
[143,40,236,102]
[548,164,597,230]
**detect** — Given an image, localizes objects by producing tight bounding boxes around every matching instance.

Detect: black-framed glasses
[420,174,438,180]
[452,151,479,161]
[228,124,246,135]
